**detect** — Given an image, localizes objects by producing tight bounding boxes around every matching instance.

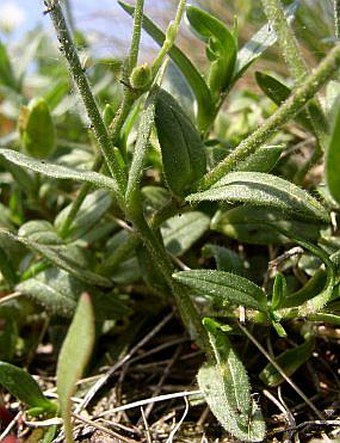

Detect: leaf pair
[186,6,237,99]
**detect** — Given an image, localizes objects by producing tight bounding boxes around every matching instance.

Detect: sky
[0,0,139,56]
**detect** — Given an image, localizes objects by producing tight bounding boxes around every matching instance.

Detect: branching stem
[199,43,340,190]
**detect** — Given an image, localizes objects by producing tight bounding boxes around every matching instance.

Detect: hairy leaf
[155,89,206,197]
[173,269,267,311]
[0,149,119,194]
[198,318,265,442]
[187,172,329,223]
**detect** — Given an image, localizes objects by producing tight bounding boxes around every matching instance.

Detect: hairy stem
[151,0,186,76]
[43,0,126,203]
[334,0,340,40]
[199,43,340,190]
[261,0,328,147]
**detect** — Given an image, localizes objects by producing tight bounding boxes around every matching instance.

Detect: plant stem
[261,0,307,81]
[128,199,209,351]
[151,0,186,76]
[59,156,103,238]
[334,0,340,40]
[261,0,328,146]
[127,0,145,75]
[199,43,340,190]
[53,0,145,236]
[44,0,126,203]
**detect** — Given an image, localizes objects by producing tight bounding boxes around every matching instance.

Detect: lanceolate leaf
[235,145,284,173]
[198,318,265,442]
[211,207,324,245]
[0,226,112,288]
[255,71,318,132]
[187,172,329,223]
[162,211,210,256]
[173,269,267,311]
[259,337,315,387]
[0,149,119,195]
[0,361,56,414]
[57,293,95,443]
[0,41,18,90]
[54,190,112,241]
[326,100,340,205]
[118,0,215,131]
[155,89,206,197]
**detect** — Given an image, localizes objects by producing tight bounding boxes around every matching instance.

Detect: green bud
[129,63,152,91]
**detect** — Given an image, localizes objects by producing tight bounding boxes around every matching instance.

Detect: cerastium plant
[0,0,340,441]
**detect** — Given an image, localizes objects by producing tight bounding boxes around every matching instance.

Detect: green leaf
[18,98,55,158]
[173,269,267,311]
[57,293,95,443]
[235,145,284,173]
[162,211,210,256]
[198,318,265,442]
[0,246,17,286]
[0,155,37,194]
[255,72,317,132]
[16,268,130,320]
[326,100,340,205]
[0,361,57,413]
[1,225,112,288]
[54,190,112,241]
[0,149,119,195]
[118,0,215,131]
[282,269,327,308]
[235,1,299,80]
[16,268,87,318]
[211,206,323,245]
[155,89,206,197]
[187,172,329,223]
[202,244,245,275]
[271,273,287,311]
[0,40,18,90]
[259,337,315,387]
[186,6,237,97]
